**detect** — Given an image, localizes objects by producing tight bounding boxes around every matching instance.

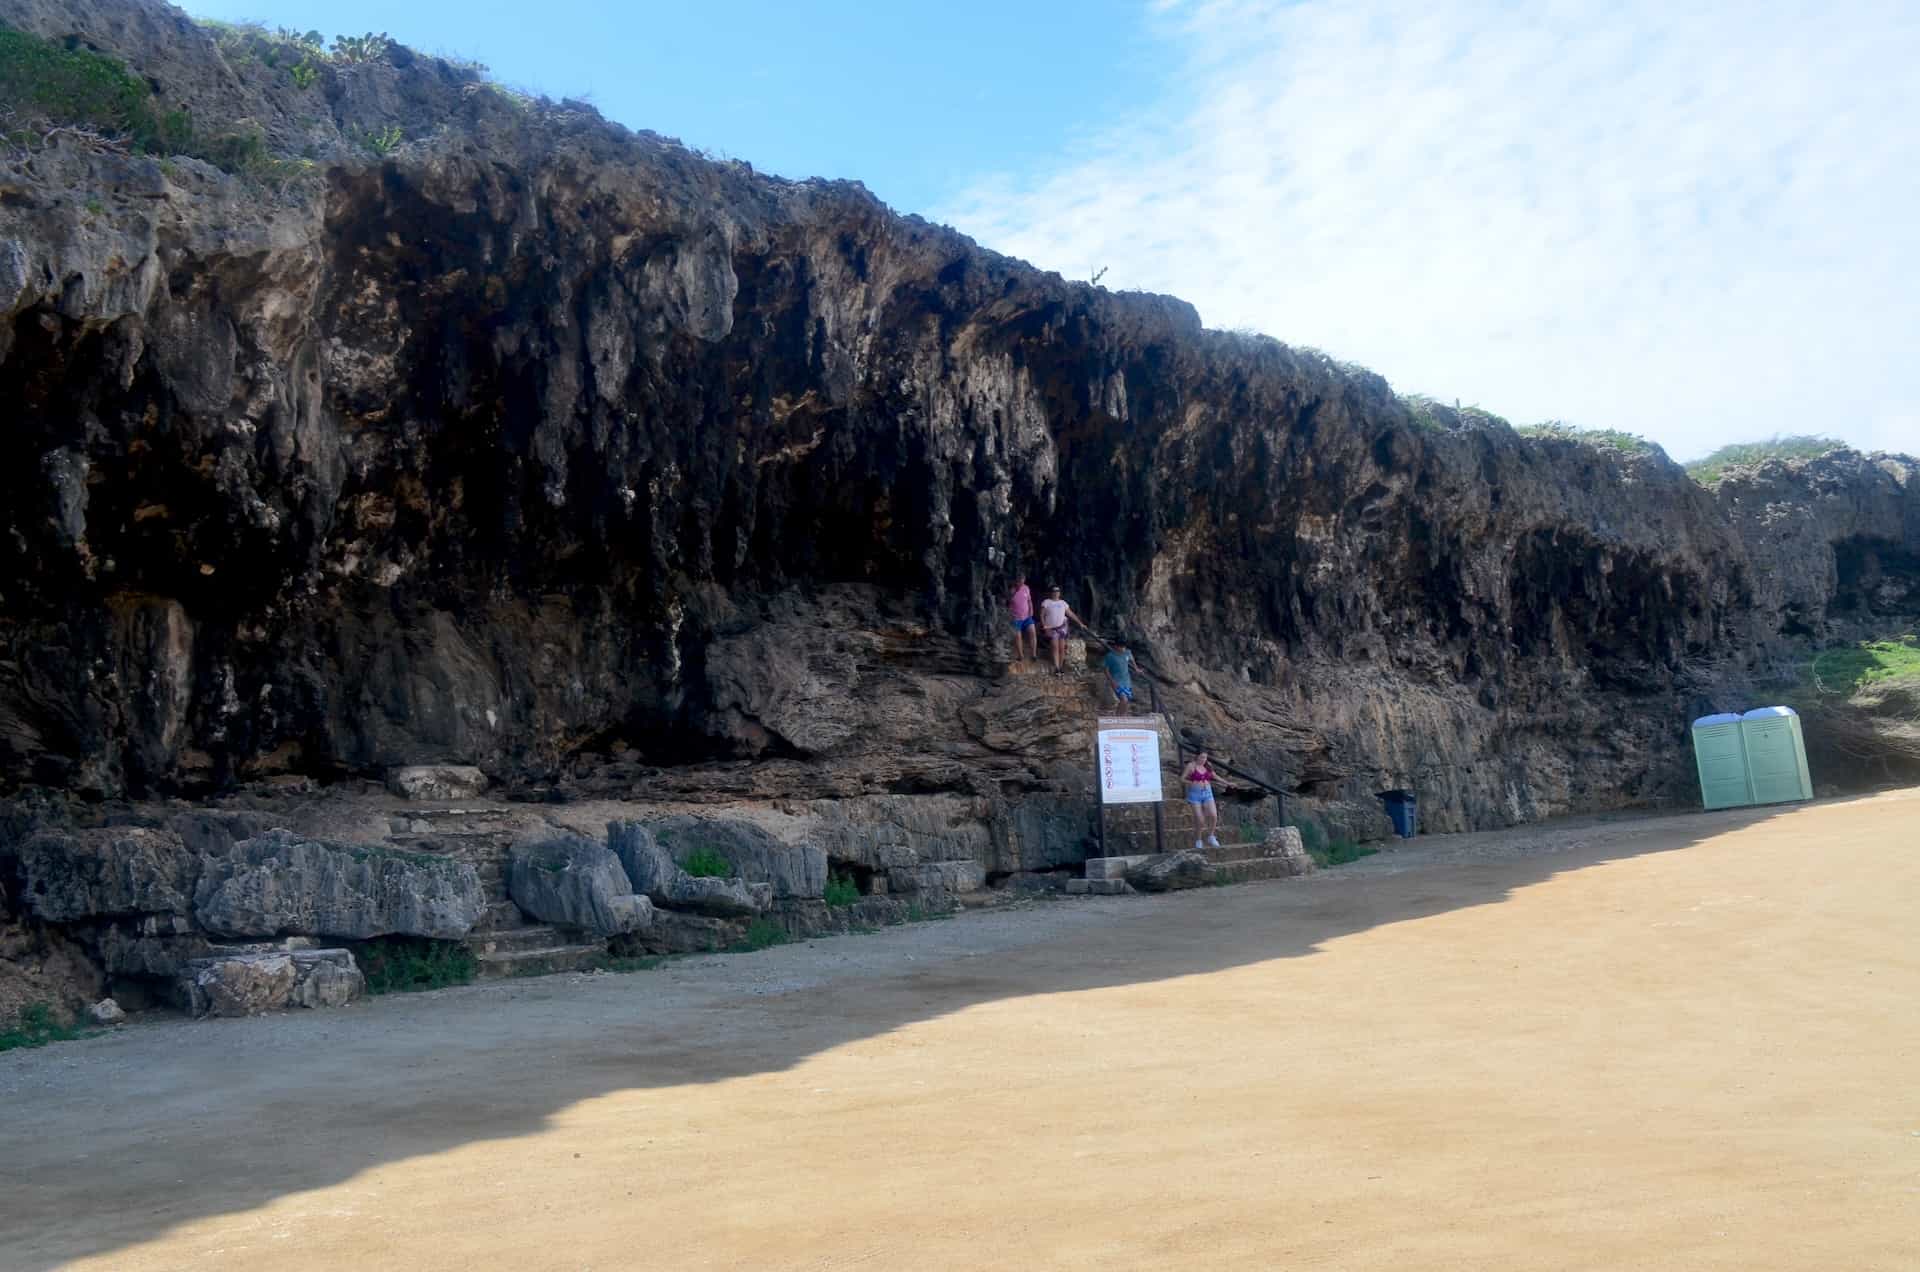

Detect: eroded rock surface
[2,0,1907,837]
[194,830,485,939]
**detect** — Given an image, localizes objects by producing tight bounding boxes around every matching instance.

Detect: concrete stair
[465,924,606,978]
[1080,826,1312,891]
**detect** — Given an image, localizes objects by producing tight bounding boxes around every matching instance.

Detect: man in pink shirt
[1008,574,1038,663]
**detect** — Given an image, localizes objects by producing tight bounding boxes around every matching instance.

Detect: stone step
[1205,858,1310,886]
[472,900,529,933]
[473,942,606,979]
[465,925,576,956]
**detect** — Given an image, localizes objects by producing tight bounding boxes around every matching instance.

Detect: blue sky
[191,0,1918,460]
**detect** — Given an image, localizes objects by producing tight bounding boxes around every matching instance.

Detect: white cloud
[937,0,1920,460]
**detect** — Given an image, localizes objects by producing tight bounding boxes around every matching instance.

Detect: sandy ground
[3,790,1917,1271]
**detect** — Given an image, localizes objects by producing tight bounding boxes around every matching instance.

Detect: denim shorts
[1186,787,1214,805]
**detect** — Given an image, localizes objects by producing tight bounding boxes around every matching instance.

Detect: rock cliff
[2,0,1916,1015]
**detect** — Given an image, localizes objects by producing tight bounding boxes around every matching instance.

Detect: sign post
[1095,720,1165,857]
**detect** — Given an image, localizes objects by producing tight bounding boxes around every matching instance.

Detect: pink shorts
[1045,625,1068,641]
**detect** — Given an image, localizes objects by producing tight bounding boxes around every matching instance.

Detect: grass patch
[0,1002,91,1052]
[356,936,476,994]
[1810,635,1920,694]
[1517,421,1657,455]
[726,918,788,953]
[679,846,730,878]
[679,853,729,883]
[1311,839,1380,868]
[1685,435,1843,485]
[823,872,860,907]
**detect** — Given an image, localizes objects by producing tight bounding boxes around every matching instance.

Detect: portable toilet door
[1741,706,1814,805]
[1691,713,1753,810]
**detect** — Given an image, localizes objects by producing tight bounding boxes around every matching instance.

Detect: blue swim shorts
[1113,685,1134,700]
[1012,617,1036,632]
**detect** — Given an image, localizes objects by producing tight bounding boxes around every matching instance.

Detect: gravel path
[3,788,1913,1271]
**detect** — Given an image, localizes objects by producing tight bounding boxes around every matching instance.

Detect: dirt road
[4,790,1917,1270]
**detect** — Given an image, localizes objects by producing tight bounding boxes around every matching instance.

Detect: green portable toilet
[1741,706,1814,805]
[1691,713,1753,810]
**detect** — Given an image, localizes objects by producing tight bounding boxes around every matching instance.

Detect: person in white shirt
[1037,585,1087,674]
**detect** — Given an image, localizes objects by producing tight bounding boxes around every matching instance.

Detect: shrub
[356,936,477,993]
[679,846,731,878]
[0,25,150,139]
[289,58,318,89]
[1685,435,1845,486]
[1316,839,1379,867]
[332,32,394,64]
[0,25,308,182]
[1518,421,1656,455]
[730,918,787,952]
[356,123,402,156]
[0,1001,89,1052]
[823,873,861,907]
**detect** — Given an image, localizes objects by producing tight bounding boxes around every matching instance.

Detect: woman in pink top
[1008,574,1037,663]
[1182,751,1222,849]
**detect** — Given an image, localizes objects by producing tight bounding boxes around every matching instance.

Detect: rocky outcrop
[604,820,771,916]
[193,830,485,939]
[386,766,490,802]
[639,816,827,900]
[14,828,197,923]
[0,0,1914,913]
[506,834,653,935]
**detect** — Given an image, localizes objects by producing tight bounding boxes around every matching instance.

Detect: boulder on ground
[1127,850,1209,892]
[15,827,197,922]
[508,834,654,935]
[194,830,485,940]
[181,948,365,1018]
[182,952,296,1017]
[87,998,126,1025]
[386,765,489,801]
[289,949,366,1009]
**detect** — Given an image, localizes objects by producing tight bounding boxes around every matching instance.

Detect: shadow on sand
[0,798,1836,1268]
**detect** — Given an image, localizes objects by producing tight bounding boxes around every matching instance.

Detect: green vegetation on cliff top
[1811,635,1920,694]
[0,23,302,178]
[1684,435,1846,485]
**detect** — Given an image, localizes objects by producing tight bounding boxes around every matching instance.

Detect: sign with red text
[1096,724,1163,805]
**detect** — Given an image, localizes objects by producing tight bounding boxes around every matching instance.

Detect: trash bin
[1377,789,1418,838]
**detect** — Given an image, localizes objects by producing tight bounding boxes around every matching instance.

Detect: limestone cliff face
[1,0,1915,838]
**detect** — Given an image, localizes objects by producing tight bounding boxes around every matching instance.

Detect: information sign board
[1096,723,1163,805]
